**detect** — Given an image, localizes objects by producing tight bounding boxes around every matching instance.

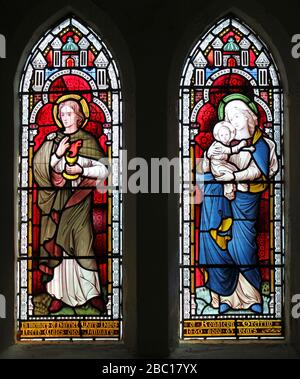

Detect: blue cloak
[198,130,270,296]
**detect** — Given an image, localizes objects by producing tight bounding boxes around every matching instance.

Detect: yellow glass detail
[210,217,232,250]
[249,175,268,193]
[249,128,268,193]
[252,127,263,145]
[62,152,80,180]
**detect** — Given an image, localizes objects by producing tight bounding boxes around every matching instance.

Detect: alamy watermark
[0,293,6,318]
[291,34,300,59]
[0,34,6,58]
[95,151,205,204]
[292,295,300,319]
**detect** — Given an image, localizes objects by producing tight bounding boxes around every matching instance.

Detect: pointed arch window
[17,16,123,341]
[179,16,284,340]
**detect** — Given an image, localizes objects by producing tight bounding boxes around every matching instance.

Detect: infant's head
[213,121,235,145]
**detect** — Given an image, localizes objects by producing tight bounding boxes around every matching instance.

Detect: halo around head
[53,94,90,129]
[218,93,258,121]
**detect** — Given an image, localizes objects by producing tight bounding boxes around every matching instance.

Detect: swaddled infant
[207,121,255,200]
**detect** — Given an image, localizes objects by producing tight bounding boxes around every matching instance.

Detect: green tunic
[33,129,105,283]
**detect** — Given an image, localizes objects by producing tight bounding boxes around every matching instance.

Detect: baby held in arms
[207,121,255,200]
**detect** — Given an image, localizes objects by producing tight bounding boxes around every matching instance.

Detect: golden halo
[53,94,90,129]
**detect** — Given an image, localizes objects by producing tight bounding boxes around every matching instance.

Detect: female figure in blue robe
[198,96,278,314]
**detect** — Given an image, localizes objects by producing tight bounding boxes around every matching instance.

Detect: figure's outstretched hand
[65,163,83,176]
[242,145,256,153]
[56,137,70,158]
[238,140,247,148]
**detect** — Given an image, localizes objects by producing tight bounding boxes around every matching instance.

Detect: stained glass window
[17,16,123,341]
[179,15,284,340]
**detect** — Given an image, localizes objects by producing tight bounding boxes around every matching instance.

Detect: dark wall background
[0,0,299,359]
